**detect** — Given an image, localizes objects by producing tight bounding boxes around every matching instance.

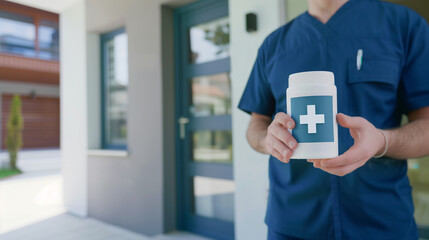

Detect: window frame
[100,27,128,150]
[0,1,59,60]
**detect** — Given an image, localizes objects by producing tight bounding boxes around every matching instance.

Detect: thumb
[337,113,362,129]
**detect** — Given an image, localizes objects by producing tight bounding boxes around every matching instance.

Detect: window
[101,28,128,150]
[37,19,59,60]
[0,11,35,58]
[0,2,59,60]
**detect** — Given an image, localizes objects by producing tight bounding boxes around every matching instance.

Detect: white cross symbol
[299,105,325,134]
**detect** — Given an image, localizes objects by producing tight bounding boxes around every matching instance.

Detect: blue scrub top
[238,0,429,239]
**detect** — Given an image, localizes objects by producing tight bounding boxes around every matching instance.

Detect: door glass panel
[193,176,234,222]
[408,157,429,227]
[189,16,229,64]
[193,131,232,164]
[191,73,231,117]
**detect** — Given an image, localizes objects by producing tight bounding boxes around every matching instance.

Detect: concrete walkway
[0,170,65,234]
[0,213,209,240]
[0,149,61,172]
[0,171,210,240]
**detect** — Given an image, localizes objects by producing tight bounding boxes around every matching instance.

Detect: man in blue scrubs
[238,0,429,239]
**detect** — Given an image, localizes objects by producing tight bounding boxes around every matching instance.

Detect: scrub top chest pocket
[346,56,402,125]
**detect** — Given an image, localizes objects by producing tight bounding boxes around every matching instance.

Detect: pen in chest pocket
[357,49,363,71]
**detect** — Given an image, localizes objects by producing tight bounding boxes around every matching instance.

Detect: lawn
[0,168,21,180]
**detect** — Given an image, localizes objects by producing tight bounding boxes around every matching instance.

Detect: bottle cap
[289,71,334,87]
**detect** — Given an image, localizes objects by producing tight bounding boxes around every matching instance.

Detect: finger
[319,160,365,177]
[271,148,289,163]
[265,142,285,163]
[266,134,291,159]
[320,145,363,168]
[269,123,297,150]
[274,112,296,129]
[337,113,364,130]
[284,149,293,163]
[307,159,322,166]
[313,159,322,168]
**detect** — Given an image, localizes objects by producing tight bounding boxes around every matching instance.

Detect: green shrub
[7,95,23,170]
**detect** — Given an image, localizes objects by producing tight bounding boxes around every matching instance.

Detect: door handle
[178,117,190,139]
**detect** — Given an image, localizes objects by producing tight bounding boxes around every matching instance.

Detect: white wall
[230,1,308,239]
[286,0,308,21]
[60,0,88,217]
[229,1,286,239]
[58,0,191,235]
[84,0,190,235]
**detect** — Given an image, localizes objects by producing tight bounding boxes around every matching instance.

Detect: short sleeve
[238,45,275,116]
[399,13,429,113]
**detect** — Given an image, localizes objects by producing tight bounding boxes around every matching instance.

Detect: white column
[60,0,88,217]
[229,1,285,239]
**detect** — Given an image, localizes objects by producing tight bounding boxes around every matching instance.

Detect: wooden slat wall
[1,94,60,149]
[0,55,60,85]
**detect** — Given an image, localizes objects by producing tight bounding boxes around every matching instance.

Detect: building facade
[0,2,60,151]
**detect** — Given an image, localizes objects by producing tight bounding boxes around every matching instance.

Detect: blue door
[174,0,234,239]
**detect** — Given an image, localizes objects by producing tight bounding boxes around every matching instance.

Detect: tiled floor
[0,171,210,240]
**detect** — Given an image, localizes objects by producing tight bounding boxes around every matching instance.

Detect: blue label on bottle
[291,96,334,143]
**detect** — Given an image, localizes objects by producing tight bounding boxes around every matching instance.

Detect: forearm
[246,114,270,154]
[384,118,429,159]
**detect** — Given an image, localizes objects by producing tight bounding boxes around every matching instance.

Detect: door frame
[174,0,234,239]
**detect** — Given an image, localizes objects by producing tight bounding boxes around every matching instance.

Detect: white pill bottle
[286,71,338,159]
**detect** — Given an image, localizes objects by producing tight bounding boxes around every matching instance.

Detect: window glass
[190,73,231,117]
[193,176,234,222]
[193,130,232,164]
[0,11,36,58]
[38,19,59,60]
[102,30,128,149]
[189,16,229,64]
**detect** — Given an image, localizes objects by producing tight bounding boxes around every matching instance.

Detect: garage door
[2,94,60,149]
